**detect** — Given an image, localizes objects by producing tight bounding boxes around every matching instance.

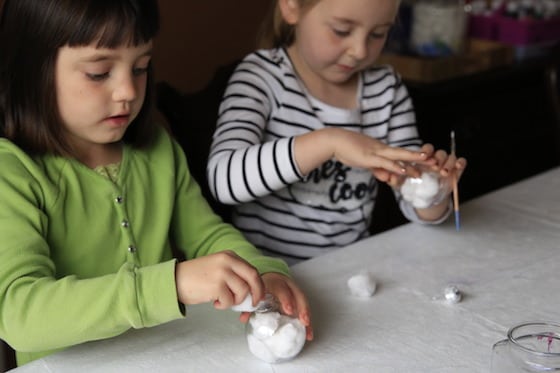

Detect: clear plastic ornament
[242,295,306,363]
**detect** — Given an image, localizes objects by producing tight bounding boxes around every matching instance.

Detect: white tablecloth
[10,167,560,373]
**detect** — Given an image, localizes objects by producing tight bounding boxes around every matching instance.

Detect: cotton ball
[347,271,377,297]
[415,173,439,198]
[412,195,432,209]
[247,334,277,363]
[267,322,305,360]
[246,312,306,363]
[401,172,441,208]
[249,311,281,338]
[400,178,417,202]
[231,294,259,313]
[231,293,274,313]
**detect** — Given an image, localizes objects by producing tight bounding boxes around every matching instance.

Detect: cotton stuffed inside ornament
[400,171,450,209]
[246,311,307,363]
[232,294,307,363]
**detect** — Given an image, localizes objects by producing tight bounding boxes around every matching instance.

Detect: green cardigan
[0,128,289,366]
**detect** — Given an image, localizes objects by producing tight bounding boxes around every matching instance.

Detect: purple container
[468,14,500,40]
[496,16,560,45]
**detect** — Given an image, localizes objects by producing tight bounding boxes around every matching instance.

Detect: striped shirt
[207,48,447,263]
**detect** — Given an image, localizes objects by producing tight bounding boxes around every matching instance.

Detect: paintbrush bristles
[450,130,456,155]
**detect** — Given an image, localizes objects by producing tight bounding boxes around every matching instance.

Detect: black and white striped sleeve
[207,54,302,205]
[388,72,422,149]
[386,70,422,150]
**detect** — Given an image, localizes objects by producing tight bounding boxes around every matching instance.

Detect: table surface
[10,167,560,373]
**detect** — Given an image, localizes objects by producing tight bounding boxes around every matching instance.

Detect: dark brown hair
[0,0,160,156]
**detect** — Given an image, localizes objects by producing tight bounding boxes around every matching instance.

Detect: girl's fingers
[210,251,265,309]
[238,312,251,323]
[289,285,313,340]
[223,273,252,307]
[434,149,449,165]
[371,168,391,182]
[265,278,296,316]
[229,256,265,306]
[213,284,234,310]
[440,154,457,175]
[383,160,408,176]
[420,143,435,155]
[401,161,422,178]
[277,281,313,340]
[373,155,429,177]
[455,157,467,180]
[215,269,259,310]
[378,146,429,163]
[442,155,467,177]
[386,172,404,188]
[290,284,311,326]
[261,273,314,340]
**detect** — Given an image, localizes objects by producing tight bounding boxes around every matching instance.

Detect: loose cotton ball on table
[246,311,306,363]
[347,271,377,297]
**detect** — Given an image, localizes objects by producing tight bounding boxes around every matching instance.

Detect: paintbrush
[450,131,460,231]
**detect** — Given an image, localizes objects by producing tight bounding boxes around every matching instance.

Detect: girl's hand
[373,143,468,189]
[411,144,467,221]
[238,272,314,341]
[426,145,467,182]
[372,143,437,188]
[330,129,433,175]
[295,128,434,177]
[175,251,264,310]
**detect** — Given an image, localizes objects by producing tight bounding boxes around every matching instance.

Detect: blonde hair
[257,0,402,49]
[257,0,321,49]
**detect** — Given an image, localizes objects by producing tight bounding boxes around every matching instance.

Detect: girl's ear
[278,0,300,25]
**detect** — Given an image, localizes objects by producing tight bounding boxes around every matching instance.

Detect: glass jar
[410,0,469,56]
[491,321,560,372]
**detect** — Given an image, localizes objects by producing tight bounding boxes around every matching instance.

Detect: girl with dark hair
[0,0,313,366]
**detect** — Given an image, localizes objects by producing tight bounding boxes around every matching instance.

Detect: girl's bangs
[66,1,159,48]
